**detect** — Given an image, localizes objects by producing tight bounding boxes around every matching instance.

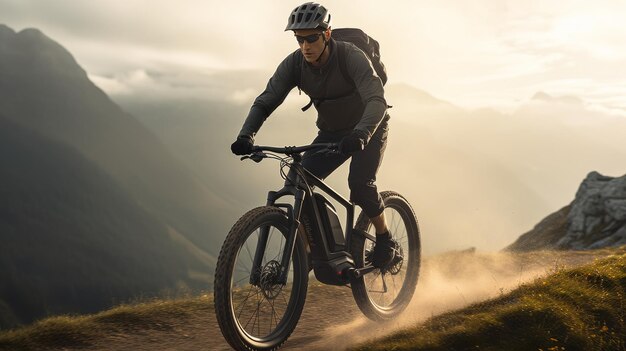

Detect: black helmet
[285,2,331,31]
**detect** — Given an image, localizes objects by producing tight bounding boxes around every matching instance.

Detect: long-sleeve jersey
[238,38,388,144]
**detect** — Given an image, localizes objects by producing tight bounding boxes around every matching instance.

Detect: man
[230,2,396,268]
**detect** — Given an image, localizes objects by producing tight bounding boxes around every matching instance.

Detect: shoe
[370,234,398,268]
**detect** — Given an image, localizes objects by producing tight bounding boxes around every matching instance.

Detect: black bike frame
[248,145,374,284]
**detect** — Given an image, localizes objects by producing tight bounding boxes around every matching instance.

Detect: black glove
[231,135,254,155]
[339,130,368,155]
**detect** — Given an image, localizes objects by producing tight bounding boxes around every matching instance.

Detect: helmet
[285,2,331,31]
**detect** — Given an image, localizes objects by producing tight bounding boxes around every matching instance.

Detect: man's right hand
[230,135,254,155]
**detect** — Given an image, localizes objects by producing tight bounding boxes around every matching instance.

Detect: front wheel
[214,206,309,351]
[350,191,421,321]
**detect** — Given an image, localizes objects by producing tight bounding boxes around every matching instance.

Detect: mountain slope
[0,24,230,254]
[0,114,212,329]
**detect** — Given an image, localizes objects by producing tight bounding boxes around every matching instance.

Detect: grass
[351,251,626,351]
[2,250,625,351]
[0,294,213,351]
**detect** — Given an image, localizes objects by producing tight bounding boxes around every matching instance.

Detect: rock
[507,171,626,251]
[606,199,626,221]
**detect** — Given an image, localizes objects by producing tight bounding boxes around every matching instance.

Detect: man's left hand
[339,130,368,155]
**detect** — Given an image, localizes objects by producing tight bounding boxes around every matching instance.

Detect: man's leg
[370,212,388,234]
[348,117,389,225]
[348,118,394,267]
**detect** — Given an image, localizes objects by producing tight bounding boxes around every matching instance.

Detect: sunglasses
[295,33,323,44]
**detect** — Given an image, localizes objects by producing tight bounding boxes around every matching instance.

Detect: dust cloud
[306,250,585,350]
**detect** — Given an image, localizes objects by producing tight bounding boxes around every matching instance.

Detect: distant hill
[0,24,236,328]
[0,115,209,329]
[0,24,230,256]
[507,171,626,251]
[121,83,556,253]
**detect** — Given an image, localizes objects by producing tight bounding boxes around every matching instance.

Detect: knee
[348,178,377,202]
[349,179,384,217]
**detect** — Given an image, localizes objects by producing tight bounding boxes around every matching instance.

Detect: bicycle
[214,143,421,351]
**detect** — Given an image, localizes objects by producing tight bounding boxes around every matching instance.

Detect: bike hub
[259,260,283,299]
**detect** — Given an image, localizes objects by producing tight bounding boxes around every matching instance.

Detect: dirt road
[79,250,611,351]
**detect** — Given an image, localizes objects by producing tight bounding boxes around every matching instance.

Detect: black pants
[300,117,389,218]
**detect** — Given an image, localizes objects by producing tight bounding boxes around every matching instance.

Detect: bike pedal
[350,265,377,279]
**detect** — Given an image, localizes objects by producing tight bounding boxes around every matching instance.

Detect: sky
[2,0,626,115]
[2,0,625,253]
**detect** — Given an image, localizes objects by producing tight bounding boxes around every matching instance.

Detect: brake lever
[309,144,341,158]
[240,151,266,163]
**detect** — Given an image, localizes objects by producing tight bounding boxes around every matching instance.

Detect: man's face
[294,29,329,63]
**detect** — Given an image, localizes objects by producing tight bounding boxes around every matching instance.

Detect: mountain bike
[214,143,421,351]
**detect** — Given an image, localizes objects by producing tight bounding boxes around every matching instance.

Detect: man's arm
[343,44,387,144]
[238,50,301,138]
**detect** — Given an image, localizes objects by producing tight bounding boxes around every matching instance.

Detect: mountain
[118,87,550,253]
[0,115,211,329]
[530,91,584,105]
[506,171,626,251]
[0,24,229,256]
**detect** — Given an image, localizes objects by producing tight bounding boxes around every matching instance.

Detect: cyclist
[231,2,396,268]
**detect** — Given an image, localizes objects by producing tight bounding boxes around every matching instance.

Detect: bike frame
[248,145,376,285]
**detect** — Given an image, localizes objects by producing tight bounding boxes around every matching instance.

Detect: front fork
[249,188,305,286]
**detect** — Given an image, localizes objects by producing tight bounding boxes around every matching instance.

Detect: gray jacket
[238,38,388,143]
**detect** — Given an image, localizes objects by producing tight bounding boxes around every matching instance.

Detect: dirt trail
[77,250,610,351]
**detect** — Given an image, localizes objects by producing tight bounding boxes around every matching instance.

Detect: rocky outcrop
[507,171,626,251]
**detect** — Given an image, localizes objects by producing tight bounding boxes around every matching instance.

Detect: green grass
[2,251,625,351]
[351,251,626,351]
[0,294,212,351]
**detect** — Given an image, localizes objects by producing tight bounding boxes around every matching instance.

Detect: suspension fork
[249,188,306,286]
[278,189,305,284]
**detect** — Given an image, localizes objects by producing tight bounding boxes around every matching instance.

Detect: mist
[115,75,626,255]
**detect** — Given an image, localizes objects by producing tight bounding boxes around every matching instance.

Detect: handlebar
[251,143,338,155]
[241,143,338,163]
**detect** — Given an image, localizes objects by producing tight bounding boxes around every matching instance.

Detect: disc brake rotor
[260,260,283,299]
[386,245,404,275]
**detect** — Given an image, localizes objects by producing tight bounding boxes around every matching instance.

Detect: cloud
[0,0,296,73]
[88,66,272,104]
[2,0,626,115]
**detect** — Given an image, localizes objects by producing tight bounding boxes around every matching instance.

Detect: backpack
[333,28,388,86]
[297,28,387,111]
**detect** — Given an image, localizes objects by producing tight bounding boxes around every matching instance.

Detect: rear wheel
[214,206,308,350]
[350,191,421,321]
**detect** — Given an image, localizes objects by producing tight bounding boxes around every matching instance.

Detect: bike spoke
[280,289,289,307]
[361,205,415,309]
[243,289,261,330]
[391,274,399,297]
[244,239,255,268]
[392,215,402,237]
[234,275,250,286]
[268,227,278,262]
[236,285,257,319]
[270,296,280,333]
[229,223,298,340]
